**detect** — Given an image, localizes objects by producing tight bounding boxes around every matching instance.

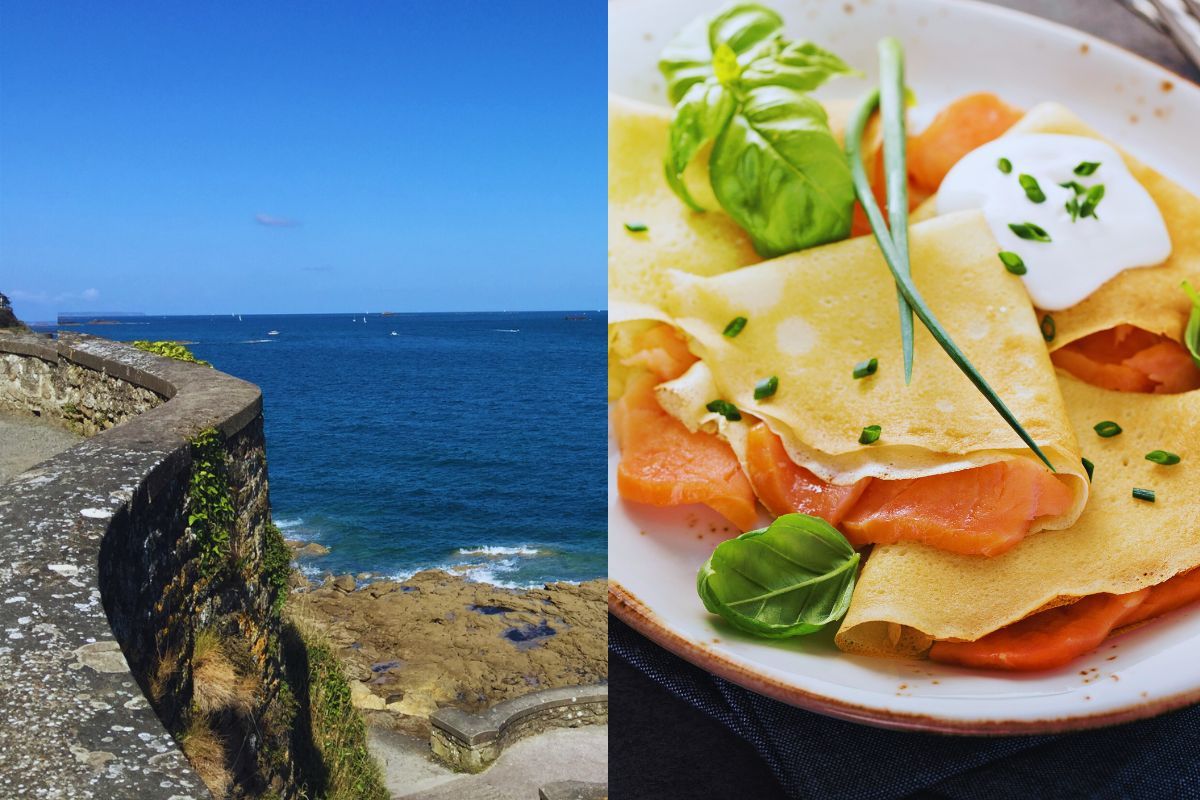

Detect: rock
[287,541,330,559]
[289,570,607,727]
[366,581,401,599]
[331,574,356,593]
[287,571,311,590]
[349,681,386,711]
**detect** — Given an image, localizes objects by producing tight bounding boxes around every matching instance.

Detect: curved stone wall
[0,333,285,799]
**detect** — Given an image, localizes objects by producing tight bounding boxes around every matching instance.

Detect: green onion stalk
[843,37,1055,471]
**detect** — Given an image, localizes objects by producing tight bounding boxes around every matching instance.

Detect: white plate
[608,0,1200,733]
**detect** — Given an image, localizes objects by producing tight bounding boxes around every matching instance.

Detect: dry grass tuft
[181,716,231,799]
[192,629,253,716]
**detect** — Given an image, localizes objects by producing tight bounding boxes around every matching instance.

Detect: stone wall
[0,347,162,435]
[430,685,608,773]
[0,333,296,799]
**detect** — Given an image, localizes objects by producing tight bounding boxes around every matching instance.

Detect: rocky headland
[285,558,607,737]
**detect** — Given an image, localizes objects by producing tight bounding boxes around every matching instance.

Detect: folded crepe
[608,94,863,398]
[836,373,1200,658]
[641,210,1090,550]
[914,102,1200,352]
[608,95,758,327]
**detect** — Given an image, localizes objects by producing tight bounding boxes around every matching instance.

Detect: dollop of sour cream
[937,133,1171,311]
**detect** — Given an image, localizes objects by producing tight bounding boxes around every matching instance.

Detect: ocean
[36,312,606,587]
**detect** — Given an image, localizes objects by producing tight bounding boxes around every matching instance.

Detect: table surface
[609,2,1198,798]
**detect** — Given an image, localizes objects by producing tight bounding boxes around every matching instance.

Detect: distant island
[57,312,147,325]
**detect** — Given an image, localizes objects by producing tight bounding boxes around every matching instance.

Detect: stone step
[539,780,609,800]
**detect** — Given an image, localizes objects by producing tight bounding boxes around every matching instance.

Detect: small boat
[238,315,243,322]
[390,331,398,336]
[267,330,279,336]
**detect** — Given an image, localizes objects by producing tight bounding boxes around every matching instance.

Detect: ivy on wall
[131,340,212,367]
[263,522,291,618]
[187,428,235,577]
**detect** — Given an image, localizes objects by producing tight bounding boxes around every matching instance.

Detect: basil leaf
[1183,280,1200,371]
[709,86,855,256]
[697,513,860,638]
[739,39,858,92]
[665,79,737,212]
[659,2,784,104]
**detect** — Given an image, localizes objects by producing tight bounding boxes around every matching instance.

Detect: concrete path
[0,411,80,483]
[370,724,607,800]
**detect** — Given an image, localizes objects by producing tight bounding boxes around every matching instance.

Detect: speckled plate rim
[608,0,1200,734]
[609,581,1200,735]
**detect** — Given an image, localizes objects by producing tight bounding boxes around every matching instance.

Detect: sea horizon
[36,311,607,588]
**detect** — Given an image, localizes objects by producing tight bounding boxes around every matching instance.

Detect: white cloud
[255,213,300,228]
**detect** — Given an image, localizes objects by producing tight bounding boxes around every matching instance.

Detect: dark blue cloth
[610,615,1200,800]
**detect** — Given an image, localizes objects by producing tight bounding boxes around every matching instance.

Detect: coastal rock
[350,681,386,711]
[286,539,330,558]
[331,574,356,593]
[290,569,607,732]
[287,571,311,590]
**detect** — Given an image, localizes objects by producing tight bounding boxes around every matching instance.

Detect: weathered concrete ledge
[429,684,608,773]
[539,781,609,800]
[0,332,267,799]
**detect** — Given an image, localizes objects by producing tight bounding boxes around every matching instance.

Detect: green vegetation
[187,429,235,577]
[281,619,389,800]
[698,513,859,638]
[131,339,212,367]
[660,3,857,256]
[263,521,292,618]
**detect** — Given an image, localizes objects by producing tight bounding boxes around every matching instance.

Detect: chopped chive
[705,399,742,422]
[1093,420,1122,438]
[723,316,748,338]
[858,424,882,445]
[1066,195,1081,222]
[1079,184,1105,218]
[1081,457,1094,482]
[1040,314,1056,342]
[1145,450,1181,465]
[624,221,648,233]
[1184,280,1200,370]
[845,60,1056,471]
[1074,161,1101,176]
[852,358,878,379]
[1132,487,1156,503]
[1018,174,1046,203]
[1009,222,1052,242]
[753,375,779,400]
[998,251,1027,275]
[997,157,1012,174]
[1059,180,1087,195]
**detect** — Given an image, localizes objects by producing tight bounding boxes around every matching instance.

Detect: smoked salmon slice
[908,92,1023,194]
[744,422,871,524]
[619,324,698,382]
[839,460,1074,557]
[929,590,1151,671]
[614,371,758,531]
[1051,325,1200,394]
[1116,568,1200,629]
[928,569,1200,671]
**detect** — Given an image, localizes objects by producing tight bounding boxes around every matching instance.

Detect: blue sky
[0,1,605,321]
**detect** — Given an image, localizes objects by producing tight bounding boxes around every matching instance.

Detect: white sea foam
[275,517,304,530]
[456,545,539,557]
